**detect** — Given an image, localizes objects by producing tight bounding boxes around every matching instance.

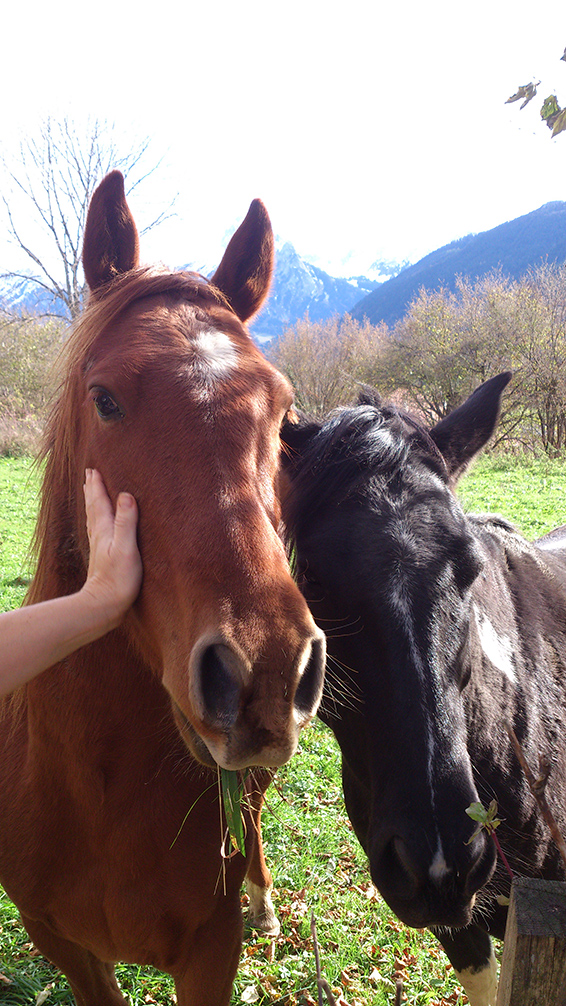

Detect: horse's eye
[92,389,123,421]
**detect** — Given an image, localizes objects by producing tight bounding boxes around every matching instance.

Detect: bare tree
[270,313,389,417]
[1,117,174,319]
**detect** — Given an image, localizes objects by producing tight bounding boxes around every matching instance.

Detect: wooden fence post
[496,877,566,1005]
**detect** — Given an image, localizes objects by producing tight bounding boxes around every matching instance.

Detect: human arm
[0,469,142,697]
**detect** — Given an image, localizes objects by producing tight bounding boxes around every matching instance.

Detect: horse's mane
[284,393,447,536]
[29,267,231,607]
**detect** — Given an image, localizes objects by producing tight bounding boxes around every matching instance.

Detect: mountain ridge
[350,201,566,326]
[0,242,404,341]
[3,201,564,337]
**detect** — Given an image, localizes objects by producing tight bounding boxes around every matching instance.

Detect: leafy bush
[272,264,566,456]
[270,314,389,417]
[0,312,64,456]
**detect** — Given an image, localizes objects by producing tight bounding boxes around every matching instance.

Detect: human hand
[81,469,143,629]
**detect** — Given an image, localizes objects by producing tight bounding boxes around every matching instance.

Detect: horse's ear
[83,171,140,292]
[358,385,382,408]
[211,199,274,322]
[430,372,512,482]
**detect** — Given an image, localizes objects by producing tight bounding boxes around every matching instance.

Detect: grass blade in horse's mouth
[219,767,247,857]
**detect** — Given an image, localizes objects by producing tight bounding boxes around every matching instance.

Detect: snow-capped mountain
[249,242,404,342]
[0,242,407,341]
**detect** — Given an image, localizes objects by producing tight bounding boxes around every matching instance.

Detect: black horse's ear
[430,372,512,482]
[211,199,274,322]
[358,385,382,408]
[280,413,320,467]
[83,171,140,292]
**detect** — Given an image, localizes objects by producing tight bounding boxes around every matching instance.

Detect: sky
[1,0,565,280]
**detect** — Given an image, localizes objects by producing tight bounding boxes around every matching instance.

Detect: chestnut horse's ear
[211,199,274,322]
[83,171,140,292]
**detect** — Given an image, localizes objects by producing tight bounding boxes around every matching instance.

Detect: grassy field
[1,451,565,1006]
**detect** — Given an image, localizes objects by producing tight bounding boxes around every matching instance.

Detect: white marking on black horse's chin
[429,841,450,882]
[454,946,498,1006]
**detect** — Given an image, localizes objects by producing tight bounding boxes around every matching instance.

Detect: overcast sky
[1,0,565,277]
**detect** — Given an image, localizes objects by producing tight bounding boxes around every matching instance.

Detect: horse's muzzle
[368,824,497,929]
[172,630,326,769]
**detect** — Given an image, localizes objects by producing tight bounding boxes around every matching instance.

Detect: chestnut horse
[0,172,325,1006]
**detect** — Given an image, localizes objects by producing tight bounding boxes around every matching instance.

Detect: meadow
[1,452,565,1006]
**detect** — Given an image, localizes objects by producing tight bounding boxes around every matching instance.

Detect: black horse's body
[282,374,566,1006]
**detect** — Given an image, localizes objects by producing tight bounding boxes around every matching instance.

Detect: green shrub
[0,312,64,456]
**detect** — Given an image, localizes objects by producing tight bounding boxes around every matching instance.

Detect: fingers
[81,470,143,619]
[113,492,139,552]
[83,470,139,562]
[83,468,115,542]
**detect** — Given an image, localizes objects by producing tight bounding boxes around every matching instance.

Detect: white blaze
[191,328,239,383]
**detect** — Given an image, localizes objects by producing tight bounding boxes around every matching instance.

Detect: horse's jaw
[170,700,300,771]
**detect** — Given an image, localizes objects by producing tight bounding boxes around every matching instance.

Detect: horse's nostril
[198,644,241,728]
[462,827,494,896]
[294,634,326,718]
[376,836,421,901]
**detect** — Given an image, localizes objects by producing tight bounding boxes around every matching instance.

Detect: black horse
[281,373,566,1006]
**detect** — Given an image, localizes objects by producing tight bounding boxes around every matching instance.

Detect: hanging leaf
[541,94,561,128]
[465,801,489,824]
[505,83,538,107]
[552,108,566,137]
[465,799,501,844]
[220,767,247,857]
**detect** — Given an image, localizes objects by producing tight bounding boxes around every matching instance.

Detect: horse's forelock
[41,267,235,455]
[286,402,447,535]
[68,268,229,368]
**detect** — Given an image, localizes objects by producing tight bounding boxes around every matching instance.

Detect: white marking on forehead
[474,605,516,683]
[191,328,239,383]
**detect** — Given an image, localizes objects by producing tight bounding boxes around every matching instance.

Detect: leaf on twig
[466,797,514,879]
[552,108,566,137]
[505,82,539,108]
[465,799,500,843]
[541,94,562,128]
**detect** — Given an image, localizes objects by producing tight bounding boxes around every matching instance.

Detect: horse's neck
[25,627,170,750]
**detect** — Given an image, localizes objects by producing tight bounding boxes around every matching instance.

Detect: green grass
[459,452,566,539]
[1,451,565,1005]
[0,725,463,1006]
[0,457,39,612]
